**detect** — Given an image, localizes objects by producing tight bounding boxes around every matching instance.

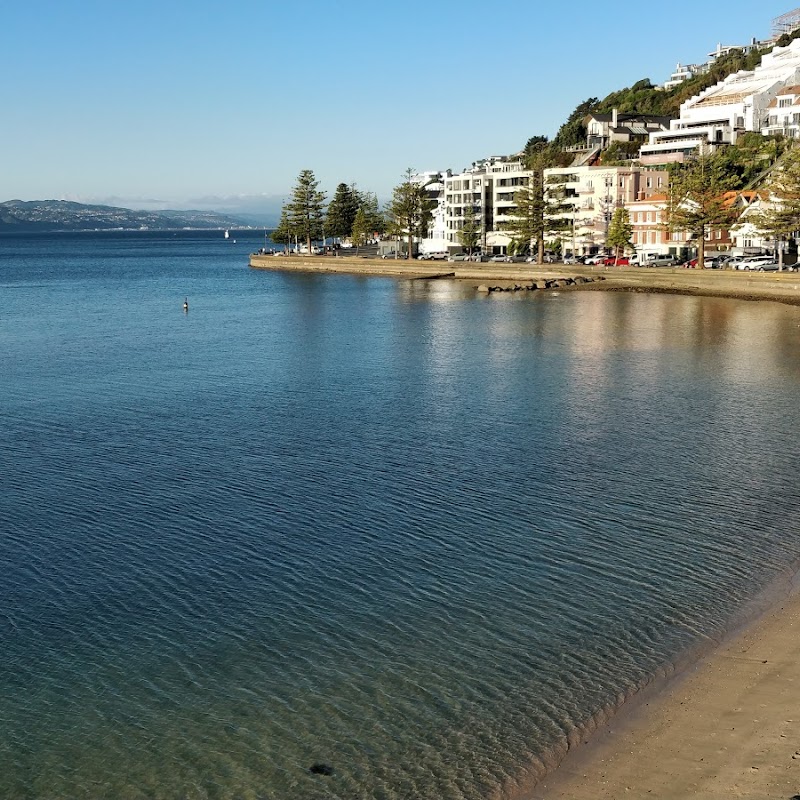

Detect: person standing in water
[183,298,189,312]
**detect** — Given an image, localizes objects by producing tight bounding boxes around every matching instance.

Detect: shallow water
[2,232,800,799]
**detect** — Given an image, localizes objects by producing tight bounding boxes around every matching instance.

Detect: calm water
[2,231,800,800]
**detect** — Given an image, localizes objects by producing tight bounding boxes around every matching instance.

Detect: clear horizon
[2,0,792,208]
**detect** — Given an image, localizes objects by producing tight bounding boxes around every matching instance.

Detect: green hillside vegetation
[552,27,800,150]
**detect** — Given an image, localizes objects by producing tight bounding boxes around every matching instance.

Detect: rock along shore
[249,254,800,305]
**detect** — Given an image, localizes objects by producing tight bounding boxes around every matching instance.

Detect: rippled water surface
[2,231,800,799]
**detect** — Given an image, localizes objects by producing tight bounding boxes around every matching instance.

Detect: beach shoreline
[249,255,800,305]
[523,564,800,799]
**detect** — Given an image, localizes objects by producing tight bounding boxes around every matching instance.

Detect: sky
[1,0,796,215]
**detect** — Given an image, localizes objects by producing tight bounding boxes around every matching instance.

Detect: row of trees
[271,169,436,259]
[271,171,385,254]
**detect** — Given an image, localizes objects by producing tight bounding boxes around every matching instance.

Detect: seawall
[249,255,800,304]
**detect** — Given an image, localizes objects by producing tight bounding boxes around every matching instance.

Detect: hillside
[0,200,250,232]
[551,26,800,149]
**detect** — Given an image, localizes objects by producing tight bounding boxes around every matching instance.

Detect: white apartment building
[442,156,531,253]
[413,170,450,255]
[543,165,669,255]
[762,84,800,136]
[663,63,698,90]
[642,36,800,164]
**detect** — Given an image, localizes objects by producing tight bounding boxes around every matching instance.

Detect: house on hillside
[585,110,671,151]
[641,37,800,164]
[762,84,800,136]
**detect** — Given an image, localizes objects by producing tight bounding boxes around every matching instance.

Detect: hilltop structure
[642,36,800,163]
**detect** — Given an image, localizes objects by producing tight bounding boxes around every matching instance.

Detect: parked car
[418,251,448,260]
[448,253,470,262]
[489,254,512,263]
[602,256,629,266]
[648,255,679,267]
[736,255,779,271]
[584,255,604,265]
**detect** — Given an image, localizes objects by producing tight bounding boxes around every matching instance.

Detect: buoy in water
[183,298,189,312]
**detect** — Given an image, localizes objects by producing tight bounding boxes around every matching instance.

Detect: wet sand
[528,581,800,800]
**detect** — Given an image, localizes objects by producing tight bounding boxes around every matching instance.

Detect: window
[780,98,792,107]
[657,176,663,188]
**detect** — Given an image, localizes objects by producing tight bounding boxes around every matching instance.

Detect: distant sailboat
[224,229,230,239]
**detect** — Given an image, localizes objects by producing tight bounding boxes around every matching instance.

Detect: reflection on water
[2,244,800,800]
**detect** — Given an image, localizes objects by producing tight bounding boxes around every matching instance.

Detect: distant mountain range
[0,200,253,232]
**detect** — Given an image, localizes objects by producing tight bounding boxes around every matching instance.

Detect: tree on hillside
[385,169,435,260]
[552,98,599,149]
[665,149,740,270]
[286,169,326,254]
[326,183,359,241]
[606,207,633,263]
[748,146,800,268]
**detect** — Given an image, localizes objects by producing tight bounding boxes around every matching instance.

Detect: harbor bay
[2,231,800,799]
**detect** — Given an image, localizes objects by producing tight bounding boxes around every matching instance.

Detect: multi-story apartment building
[442,155,531,254]
[543,165,669,256]
[642,36,800,164]
[627,194,671,257]
[412,170,450,255]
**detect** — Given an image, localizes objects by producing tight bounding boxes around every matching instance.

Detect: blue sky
[0,0,794,212]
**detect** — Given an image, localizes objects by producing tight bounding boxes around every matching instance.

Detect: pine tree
[350,207,370,253]
[385,169,435,260]
[356,190,385,238]
[606,207,633,263]
[666,149,739,270]
[326,183,359,241]
[749,146,800,268]
[271,206,294,251]
[286,169,326,254]
[504,138,566,264]
[458,205,481,254]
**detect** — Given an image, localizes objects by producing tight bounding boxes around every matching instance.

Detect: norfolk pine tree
[386,169,435,260]
[458,205,481,254]
[350,207,370,254]
[606,207,633,264]
[271,206,294,252]
[665,148,739,270]
[286,169,327,254]
[326,183,359,241]
[749,146,800,268]
[504,137,565,264]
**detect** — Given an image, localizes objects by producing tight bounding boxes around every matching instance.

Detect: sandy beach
[529,579,800,799]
